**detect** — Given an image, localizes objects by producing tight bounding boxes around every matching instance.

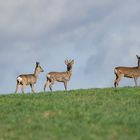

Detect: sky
[0,0,140,94]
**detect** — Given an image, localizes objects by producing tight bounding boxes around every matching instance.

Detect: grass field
[0,87,140,140]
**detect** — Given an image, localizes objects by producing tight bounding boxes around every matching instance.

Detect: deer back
[18,74,37,85]
[47,71,71,82]
[115,66,140,78]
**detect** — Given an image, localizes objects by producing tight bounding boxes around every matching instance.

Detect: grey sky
[0,0,140,94]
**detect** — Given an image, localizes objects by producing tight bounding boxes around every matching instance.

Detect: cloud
[0,0,140,93]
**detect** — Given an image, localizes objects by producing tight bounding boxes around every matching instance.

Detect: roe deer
[15,62,44,93]
[114,55,140,88]
[44,59,74,92]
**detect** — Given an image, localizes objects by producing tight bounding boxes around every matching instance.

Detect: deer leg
[114,75,118,88]
[64,81,67,91]
[49,83,53,92]
[44,80,50,92]
[22,84,26,93]
[30,84,35,93]
[115,75,124,88]
[114,81,117,88]
[114,74,124,87]
[15,81,20,93]
[49,81,55,92]
[134,77,138,87]
[49,79,55,92]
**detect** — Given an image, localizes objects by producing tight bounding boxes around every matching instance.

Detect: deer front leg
[64,81,67,91]
[15,81,19,93]
[134,77,138,87]
[30,84,35,93]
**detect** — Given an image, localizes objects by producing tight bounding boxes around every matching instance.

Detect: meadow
[0,87,140,140]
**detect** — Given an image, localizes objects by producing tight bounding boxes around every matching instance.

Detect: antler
[65,59,69,65]
[69,59,74,64]
[65,59,74,65]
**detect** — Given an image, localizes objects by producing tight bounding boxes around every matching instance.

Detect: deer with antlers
[15,62,44,93]
[114,55,140,88]
[44,59,74,92]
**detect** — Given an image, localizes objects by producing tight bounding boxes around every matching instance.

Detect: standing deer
[44,59,74,92]
[114,55,140,88]
[15,62,44,93]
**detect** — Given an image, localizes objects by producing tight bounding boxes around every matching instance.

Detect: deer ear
[71,60,74,64]
[136,55,139,59]
[36,62,40,66]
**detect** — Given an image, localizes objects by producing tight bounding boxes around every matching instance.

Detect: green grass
[0,87,140,140]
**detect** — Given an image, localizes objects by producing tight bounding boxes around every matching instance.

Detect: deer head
[35,62,44,73]
[136,55,140,67]
[65,59,74,71]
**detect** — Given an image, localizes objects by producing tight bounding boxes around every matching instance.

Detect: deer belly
[124,75,133,78]
[55,77,68,82]
[27,78,36,85]
[124,72,135,78]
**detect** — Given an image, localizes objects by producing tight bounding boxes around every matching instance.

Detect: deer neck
[34,68,40,79]
[138,60,140,69]
[66,69,72,79]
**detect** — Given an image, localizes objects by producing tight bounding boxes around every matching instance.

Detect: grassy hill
[0,87,140,140]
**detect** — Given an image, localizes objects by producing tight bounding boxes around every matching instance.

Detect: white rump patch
[47,74,51,78]
[114,69,118,74]
[17,77,22,82]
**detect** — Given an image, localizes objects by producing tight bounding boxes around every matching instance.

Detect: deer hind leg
[48,79,55,92]
[49,80,55,92]
[115,74,124,88]
[48,78,55,92]
[30,84,35,93]
[22,84,26,93]
[44,77,54,92]
[114,69,119,88]
[44,79,51,92]
[114,75,118,88]
[15,81,20,93]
